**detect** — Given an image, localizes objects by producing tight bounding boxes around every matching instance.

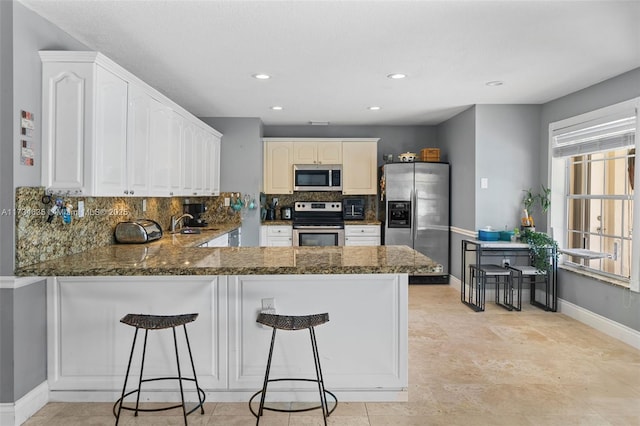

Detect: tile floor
[24,285,640,425]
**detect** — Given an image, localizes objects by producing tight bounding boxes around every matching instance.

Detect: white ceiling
[18,0,640,126]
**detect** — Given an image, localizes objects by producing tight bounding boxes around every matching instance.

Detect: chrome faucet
[170,213,194,233]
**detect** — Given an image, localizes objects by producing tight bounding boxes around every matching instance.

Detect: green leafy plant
[520,229,558,272]
[538,184,551,213]
[522,188,536,213]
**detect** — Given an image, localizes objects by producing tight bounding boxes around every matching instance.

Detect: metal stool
[510,265,557,311]
[113,313,205,426]
[249,313,338,426]
[463,264,514,311]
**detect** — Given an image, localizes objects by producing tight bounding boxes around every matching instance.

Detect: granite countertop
[15,238,438,277]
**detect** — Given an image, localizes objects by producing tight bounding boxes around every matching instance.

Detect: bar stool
[113,313,205,426]
[463,264,513,311]
[510,265,557,312]
[249,312,338,426]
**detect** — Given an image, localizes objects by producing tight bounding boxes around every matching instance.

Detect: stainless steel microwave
[293,164,342,191]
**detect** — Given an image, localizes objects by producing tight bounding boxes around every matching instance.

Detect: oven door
[293,227,345,246]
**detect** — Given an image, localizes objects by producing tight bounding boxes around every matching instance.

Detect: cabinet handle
[130,190,134,195]
[124,190,129,195]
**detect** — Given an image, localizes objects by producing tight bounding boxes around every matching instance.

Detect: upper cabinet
[263,140,294,194]
[40,51,222,197]
[342,140,378,195]
[293,140,342,164]
[263,138,378,194]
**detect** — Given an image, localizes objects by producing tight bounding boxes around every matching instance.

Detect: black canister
[266,208,276,220]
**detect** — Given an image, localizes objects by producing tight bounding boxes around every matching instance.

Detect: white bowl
[398,152,416,162]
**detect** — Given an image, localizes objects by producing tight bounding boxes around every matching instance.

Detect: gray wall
[201,117,263,246]
[0,1,88,404]
[475,105,541,231]
[437,107,475,282]
[540,67,640,332]
[263,125,439,168]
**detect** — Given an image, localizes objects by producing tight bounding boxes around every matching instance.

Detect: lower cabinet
[260,225,293,246]
[345,224,381,246]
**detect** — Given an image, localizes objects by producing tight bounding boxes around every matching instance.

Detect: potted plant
[521,185,551,230]
[520,228,558,272]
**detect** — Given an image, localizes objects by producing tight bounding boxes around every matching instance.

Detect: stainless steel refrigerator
[382,162,450,283]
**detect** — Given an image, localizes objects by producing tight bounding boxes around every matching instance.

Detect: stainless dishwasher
[228,228,240,247]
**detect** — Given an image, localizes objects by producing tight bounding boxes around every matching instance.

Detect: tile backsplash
[15,187,241,268]
[264,192,378,221]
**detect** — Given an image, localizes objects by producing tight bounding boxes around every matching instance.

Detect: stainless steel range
[292,201,345,246]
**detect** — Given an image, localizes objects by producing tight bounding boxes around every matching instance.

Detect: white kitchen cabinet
[260,225,293,246]
[342,140,379,195]
[168,111,184,196]
[292,140,342,164]
[40,51,222,197]
[263,141,293,194]
[148,98,172,196]
[345,224,381,246]
[125,85,152,196]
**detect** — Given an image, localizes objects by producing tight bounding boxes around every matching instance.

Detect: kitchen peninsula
[16,232,438,403]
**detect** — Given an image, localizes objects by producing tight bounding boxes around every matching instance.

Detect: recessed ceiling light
[387,73,407,79]
[368,106,381,111]
[486,80,504,86]
[253,73,271,80]
[271,106,283,110]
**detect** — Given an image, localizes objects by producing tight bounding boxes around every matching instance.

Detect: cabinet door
[342,141,378,195]
[148,99,172,196]
[192,127,206,195]
[182,121,197,195]
[210,133,221,196]
[317,141,342,164]
[94,65,128,196]
[168,111,184,196]
[41,62,95,194]
[293,142,317,164]
[264,141,293,194]
[126,85,152,196]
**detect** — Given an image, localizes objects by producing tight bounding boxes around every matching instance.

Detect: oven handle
[293,225,344,229]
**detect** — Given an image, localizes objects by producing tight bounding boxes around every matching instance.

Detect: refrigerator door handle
[411,189,417,244]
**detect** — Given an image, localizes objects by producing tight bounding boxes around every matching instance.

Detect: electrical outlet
[273,197,279,206]
[261,297,276,314]
[142,199,147,212]
[224,197,230,206]
[502,258,510,267]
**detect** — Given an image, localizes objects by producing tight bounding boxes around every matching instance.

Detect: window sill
[559,264,630,289]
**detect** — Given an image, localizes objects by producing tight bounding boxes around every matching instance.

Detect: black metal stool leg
[256,327,278,425]
[172,326,188,426]
[309,327,328,425]
[114,327,139,425]
[182,324,205,415]
[134,329,150,416]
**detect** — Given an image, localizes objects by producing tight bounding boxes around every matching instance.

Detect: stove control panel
[294,201,342,212]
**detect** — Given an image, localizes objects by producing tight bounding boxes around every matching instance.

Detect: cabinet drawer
[266,226,292,237]
[345,225,380,237]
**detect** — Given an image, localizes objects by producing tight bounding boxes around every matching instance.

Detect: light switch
[480,178,488,189]
[77,201,85,218]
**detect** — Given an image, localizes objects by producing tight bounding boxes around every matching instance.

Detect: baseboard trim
[0,382,48,426]
[558,299,640,351]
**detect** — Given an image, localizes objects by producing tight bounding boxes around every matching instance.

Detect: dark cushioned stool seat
[257,312,329,330]
[120,313,198,330]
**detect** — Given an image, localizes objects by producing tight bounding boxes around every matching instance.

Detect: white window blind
[552,114,635,158]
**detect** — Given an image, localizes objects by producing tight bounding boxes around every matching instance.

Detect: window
[549,98,639,292]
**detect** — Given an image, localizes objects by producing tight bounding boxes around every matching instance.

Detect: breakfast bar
[16,235,438,404]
